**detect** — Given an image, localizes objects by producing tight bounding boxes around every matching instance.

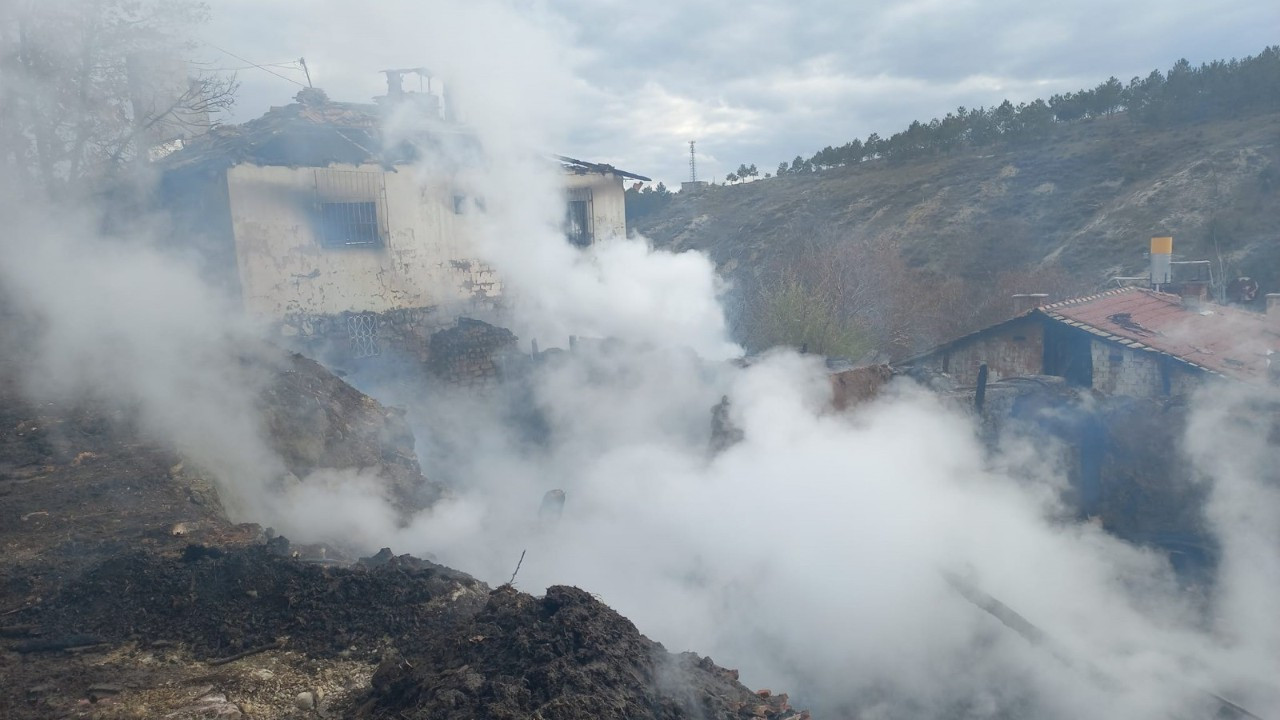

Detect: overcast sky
[204,0,1279,187]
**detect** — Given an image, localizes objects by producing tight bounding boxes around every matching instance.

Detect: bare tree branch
[1,0,237,198]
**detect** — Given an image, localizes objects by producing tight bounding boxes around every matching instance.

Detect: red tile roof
[1038,288,1280,383]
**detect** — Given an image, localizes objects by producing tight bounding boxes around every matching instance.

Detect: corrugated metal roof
[1038,287,1280,383]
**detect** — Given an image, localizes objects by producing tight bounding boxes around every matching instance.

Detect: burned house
[902,288,1280,396]
[156,86,647,364]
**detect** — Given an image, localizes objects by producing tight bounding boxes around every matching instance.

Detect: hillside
[635,111,1280,354]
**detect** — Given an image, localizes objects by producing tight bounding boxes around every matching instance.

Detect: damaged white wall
[563,170,627,240]
[224,162,630,331]
[224,161,500,328]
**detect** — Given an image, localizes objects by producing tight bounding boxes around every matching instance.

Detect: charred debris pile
[358,584,802,720]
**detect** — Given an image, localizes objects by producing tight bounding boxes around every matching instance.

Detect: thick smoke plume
[1,2,1278,718]
[390,349,1280,717]
[0,198,284,520]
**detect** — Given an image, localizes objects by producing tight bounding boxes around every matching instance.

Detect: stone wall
[911,317,1045,386]
[1089,340,1207,397]
[1090,341,1161,396]
[427,318,519,388]
[1167,362,1204,395]
[282,306,439,369]
[278,295,511,371]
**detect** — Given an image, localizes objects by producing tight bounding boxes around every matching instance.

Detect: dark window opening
[318,201,382,247]
[565,199,591,247]
[1109,350,1124,364]
[1043,323,1093,387]
[453,195,466,214]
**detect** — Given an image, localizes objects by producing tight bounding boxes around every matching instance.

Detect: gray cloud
[205,0,1280,185]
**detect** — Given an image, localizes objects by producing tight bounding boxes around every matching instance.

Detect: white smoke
[1183,384,1280,711]
[384,348,1280,718]
[0,200,289,520]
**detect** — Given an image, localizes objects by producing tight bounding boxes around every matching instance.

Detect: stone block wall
[427,318,519,388]
[281,306,444,369]
[1090,341,1162,396]
[913,317,1045,386]
[1090,340,1208,397]
[277,294,513,372]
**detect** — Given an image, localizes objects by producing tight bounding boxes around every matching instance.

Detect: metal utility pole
[298,57,313,88]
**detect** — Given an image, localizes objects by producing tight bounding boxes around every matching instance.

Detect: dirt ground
[0,359,410,719]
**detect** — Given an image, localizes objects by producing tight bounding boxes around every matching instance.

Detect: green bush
[744,273,871,359]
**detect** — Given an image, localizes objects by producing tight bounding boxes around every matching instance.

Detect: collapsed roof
[558,155,651,182]
[159,90,466,172]
[160,89,649,181]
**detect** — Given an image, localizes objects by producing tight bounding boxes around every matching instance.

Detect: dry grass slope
[638,111,1280,351]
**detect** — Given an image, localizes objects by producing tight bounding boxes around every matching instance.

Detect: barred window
[313,170,388,248]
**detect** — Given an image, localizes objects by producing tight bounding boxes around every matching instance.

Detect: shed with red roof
[901,288,1280,396]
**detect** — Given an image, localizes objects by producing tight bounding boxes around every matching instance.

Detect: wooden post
[975,363,989,412]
